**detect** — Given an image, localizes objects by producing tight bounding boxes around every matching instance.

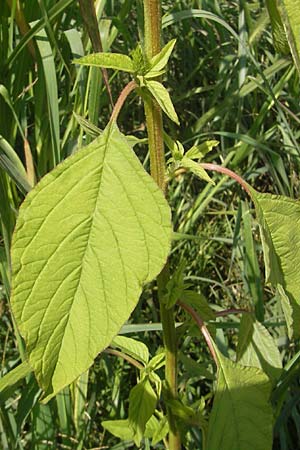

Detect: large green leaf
[250,189,300,337]
[206,347,273,450]
[11,123,171,401]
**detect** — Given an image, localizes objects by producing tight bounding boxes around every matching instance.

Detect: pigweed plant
[1,0,300,449]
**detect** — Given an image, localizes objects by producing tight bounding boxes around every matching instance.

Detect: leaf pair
[75,39,180,125]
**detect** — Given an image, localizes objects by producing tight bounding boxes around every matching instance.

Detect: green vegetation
[1,1,300,449]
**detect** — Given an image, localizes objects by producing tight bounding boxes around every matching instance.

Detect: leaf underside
[206,350,273,450]
[11,123,171,400]
[251,190,300,337]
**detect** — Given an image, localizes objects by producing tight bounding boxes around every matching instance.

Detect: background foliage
[0,0,300,449]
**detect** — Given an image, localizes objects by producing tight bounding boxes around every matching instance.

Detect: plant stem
[200,162,251,196]
[143,1,181,449]
[178,301,217,365]
[109,80,137,124]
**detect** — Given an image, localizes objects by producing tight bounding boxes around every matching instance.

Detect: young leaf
[206,346,273,450]
[250,189,300,338]
[144,80,179,125]
[74,52,135,72]
[151,416,169,445]
[11,122,171,401]
[102,419,134,441]
[129,377,157,446]
[145,39,176,78]
[111,335,149,365]
[185,140,219,160]
[237,314,282,382]
[180,156,215,184]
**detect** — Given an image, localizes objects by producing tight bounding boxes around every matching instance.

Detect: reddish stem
[200,162,251,196]
[109,80,137,124]
[178,301,217,365]
[216,308,249,317]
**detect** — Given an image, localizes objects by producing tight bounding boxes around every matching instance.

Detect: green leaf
[102,419,134,441]
[277,284,300,340]
[250,189,300,337]
[0,361,32,403]
[181,290,215,321]
[145,39,176,78]
[185,140,219,160]
[265,0,290,54]
[144,80,179,125]
[280,0,300,74]
[74,52,135,72]
[111,336,149,365]
[206,346,273,450]
[237,315,282,382]
[129,377,157,446]
[180,157,215,184]
[11,123,171,401]
[151,416,169,445]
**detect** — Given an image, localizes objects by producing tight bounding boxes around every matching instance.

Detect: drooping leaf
[279,0,300,74]
[206,346,273,450]
[0,361,32,403]
[145,39,176,78]
[250,189,300,337]
[237,314,282,382]
[74,52,135,72]
[128,377,157,446]
[180,156,214,184]
[144,80,179,125]
[111,335,149,365]
[11,122,171,401]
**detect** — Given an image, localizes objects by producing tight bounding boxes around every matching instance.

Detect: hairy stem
[143,1,181,449]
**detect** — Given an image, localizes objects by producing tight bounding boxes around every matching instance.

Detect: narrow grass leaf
[0,361,32,403]
[35,26,60,166]
[11,122,171,401]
